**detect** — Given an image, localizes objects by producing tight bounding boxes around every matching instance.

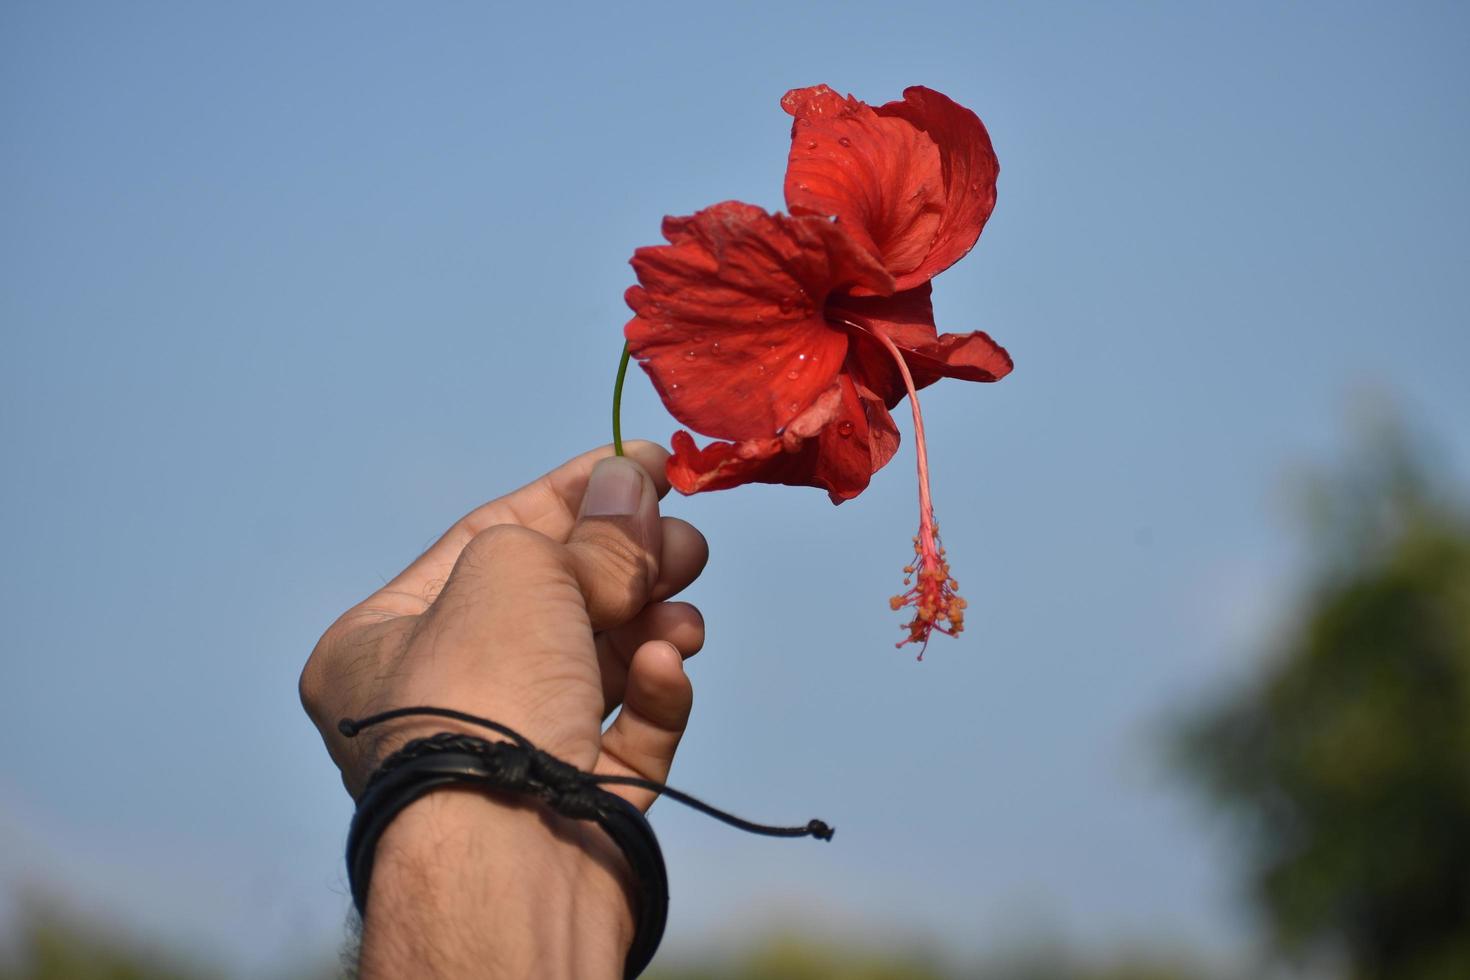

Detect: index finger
[368,440,671,616]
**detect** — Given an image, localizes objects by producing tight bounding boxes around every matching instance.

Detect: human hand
[299,441,710,978]
[301,440,708,802]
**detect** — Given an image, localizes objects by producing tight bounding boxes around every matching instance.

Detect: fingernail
[581,457,645,517]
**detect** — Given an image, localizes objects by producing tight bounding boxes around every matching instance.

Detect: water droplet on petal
[838,136,852,147]
[805,140,817,150]
[969,180,984,191]
[756,364,767,375]
[797,353,808,361]
[683,349,697,361]
[837,421,856,438]
[670,383,682,391]
[710,341,722,355]
[786,370,800,380]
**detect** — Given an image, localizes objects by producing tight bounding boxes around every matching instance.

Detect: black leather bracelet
[338,706,833,979]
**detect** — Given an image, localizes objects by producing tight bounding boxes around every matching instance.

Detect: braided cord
[339,705,833,979]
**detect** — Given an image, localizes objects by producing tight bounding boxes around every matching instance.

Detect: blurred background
[3,2,1468,978]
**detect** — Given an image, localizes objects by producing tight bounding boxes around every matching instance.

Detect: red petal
[836,286,1013,408]
[625,201,893,441]
[830,283,940,351]
[904,330,1013,389]
[834,286,938,407]
[856,378,901,477]
[782,85,946,286]
[874,86,1000,289]
[666,375,899,504]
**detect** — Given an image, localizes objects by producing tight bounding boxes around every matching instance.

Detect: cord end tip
[338,718,360,737]
[807,819,834,841]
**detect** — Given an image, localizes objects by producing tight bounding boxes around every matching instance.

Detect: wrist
[359,787,634,980]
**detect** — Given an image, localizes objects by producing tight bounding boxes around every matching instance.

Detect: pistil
[867,326,967,659]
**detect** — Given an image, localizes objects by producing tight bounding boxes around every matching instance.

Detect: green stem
[611,341,631,457]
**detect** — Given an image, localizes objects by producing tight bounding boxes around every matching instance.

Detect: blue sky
[2,1,1468,974]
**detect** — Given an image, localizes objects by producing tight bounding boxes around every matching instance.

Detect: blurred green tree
[0,899,216,980]
[1175,419,1470,980]
[646,932,1210,980]
[0,893,337,980]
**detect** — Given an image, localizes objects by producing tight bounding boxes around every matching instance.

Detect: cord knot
[344,705,833,846]
[806,819,835,841]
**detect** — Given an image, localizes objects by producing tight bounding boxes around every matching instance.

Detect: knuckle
[601,581,646,624]
[577,521,652,579]
[298,633,333,719]
[461,523,545,569]
[574,528,654,617]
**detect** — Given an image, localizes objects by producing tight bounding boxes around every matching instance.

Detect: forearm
[358,788,634,979]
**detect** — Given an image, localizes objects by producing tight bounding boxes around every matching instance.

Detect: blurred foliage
[1175,418,1470,980]
[0,896,336,980]
[0,899,219,980]
[0,911,1215,980]
[647,933,1212,980]
[0,905,1216,980]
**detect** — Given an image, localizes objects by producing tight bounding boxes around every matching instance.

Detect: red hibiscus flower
[622,85,1012,656]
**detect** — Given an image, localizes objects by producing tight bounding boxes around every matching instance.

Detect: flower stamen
[863,325,967,659]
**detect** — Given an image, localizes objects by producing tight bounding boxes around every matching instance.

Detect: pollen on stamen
[889,522,967,660]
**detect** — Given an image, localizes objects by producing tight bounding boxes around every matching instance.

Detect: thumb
[565,456,664,629]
